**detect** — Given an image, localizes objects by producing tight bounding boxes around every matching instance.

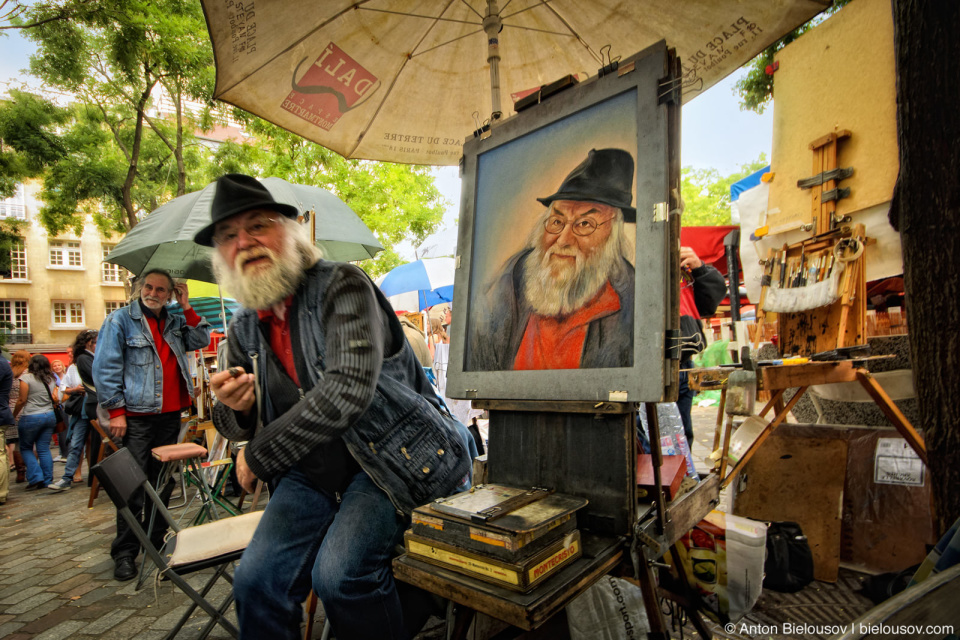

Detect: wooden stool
[137,442,210,589]
[151,442,215,525]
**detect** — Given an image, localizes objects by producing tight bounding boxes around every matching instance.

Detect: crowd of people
[0,329,100,503]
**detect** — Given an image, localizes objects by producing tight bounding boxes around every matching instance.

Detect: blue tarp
[730,166,770,202]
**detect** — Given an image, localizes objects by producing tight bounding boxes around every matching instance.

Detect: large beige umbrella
[202,0,826,165]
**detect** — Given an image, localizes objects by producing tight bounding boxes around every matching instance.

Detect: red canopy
[679,225,739,276]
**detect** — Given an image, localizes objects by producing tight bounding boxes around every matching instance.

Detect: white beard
[521,221,627,317]
[212,230,311,310]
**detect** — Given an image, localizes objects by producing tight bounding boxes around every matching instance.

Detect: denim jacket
[93,301,212,414]
[216,261,472,514]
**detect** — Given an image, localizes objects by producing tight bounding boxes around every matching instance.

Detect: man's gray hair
[209,214,323,310]
[278,215,324,263]
[130,268,176,303]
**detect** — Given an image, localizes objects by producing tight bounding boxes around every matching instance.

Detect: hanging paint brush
[779,244,788,288]
[753,248,776,349]
[795,246,806,287]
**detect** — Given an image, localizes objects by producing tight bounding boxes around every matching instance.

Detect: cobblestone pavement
[0,454,447,639]
[0,406,872,639]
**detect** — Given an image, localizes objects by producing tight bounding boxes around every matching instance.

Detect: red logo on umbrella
[281,43,380,131]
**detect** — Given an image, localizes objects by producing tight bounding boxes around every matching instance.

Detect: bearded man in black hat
[470,148,636,371]
[200,174,472,640]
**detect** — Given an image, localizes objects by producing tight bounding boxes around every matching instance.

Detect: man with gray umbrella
[201,174,471,640]
[470,148,637,371]
[93,270,212,581]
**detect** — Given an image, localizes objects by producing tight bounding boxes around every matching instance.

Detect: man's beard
[522,221,627,317]
[212,231,313,310]
[141,296,165,311]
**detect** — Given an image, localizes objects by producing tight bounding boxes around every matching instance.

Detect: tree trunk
[174,84,186,197]
[890,0,960,536]
[122,78,155,230]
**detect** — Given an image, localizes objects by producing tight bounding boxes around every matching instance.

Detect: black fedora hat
[536,148,636,222]
[194,174,299,247]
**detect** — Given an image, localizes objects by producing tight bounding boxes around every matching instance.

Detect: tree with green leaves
[735,0,851,113]
[2,1,446,276]
[680,155,768,226]
[4,0,215,231]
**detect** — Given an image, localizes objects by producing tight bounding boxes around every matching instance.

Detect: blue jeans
[677,358,696,444]
[58,413,72,458]
[60,405,92,483]
[18,411,56,485]
[234,468,432,640]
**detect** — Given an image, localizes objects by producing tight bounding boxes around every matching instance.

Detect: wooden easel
[394,401,722,639]
[712,360,927,492]
[809,130,852,236]
[753,131,863,352]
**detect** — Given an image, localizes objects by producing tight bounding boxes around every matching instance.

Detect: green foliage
[680,155,768,226]
[0,219,27,277]
[2,1,446,275]
[0,89,69,198]
[735,0,852,113]
[8,0,216,231]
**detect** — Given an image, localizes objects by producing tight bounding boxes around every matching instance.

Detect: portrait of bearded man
[468,148,636,371]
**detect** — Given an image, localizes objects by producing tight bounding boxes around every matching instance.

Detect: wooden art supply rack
[753,130,869,356]
[754,223,868,355]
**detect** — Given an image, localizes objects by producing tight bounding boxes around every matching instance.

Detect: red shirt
[514,282,621,370]
[679,281,700,319]
[111,305,203,418]
[257,296,300,386]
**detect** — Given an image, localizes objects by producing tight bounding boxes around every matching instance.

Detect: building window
[52,301,84,327]
[5,239,27,279]
[49,241,82,268]
[104,301,123,316]
[0,184,26,219]
[0,300,30,333]
[101,245,125,282]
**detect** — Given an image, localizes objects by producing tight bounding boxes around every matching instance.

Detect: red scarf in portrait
[514,282,620,370]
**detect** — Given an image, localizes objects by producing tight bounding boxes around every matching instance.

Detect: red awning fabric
[679,225,740,277]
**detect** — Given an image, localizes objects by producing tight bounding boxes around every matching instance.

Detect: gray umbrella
[105,177,383,282]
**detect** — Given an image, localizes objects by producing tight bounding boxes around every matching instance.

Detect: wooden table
[393,533,624,632]
[393,474,721,638]
[392,399,724,639]
[709,360,927,489]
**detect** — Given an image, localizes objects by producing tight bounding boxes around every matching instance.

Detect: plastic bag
[695,339,732,368]
[670,510,767,623]
[566,575,650,640]
[638,402,699,479]
[764,521,814,593]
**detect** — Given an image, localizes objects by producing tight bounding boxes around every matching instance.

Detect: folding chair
[87,419,121,509]
[93,447,264,639]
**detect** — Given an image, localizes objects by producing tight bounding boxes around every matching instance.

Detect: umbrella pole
[218,284,228,336]
[483,0,503,120]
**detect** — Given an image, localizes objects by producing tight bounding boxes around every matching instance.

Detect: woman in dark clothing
[75,331,102,485]
[677,247,727,444]
[14,355,59,489]
[49,330,98,492]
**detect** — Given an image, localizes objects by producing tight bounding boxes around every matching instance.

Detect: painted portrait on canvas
[465,91,638,372]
